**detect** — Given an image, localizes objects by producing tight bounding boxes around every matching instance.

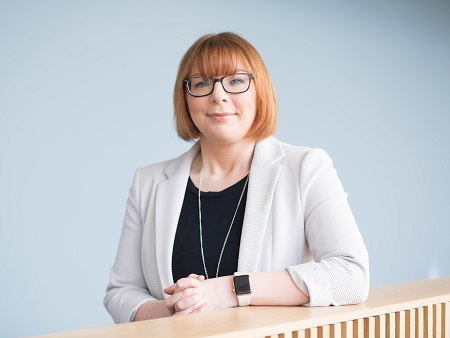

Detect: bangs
[189,37,246,77]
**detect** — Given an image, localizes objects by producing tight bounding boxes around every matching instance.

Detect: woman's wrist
[201,275,239,309]
[223,275,240,308]
[219,275,240,308]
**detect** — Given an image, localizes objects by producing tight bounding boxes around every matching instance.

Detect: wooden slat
[416,307,424,338]
[396,311,406,338]
[444,302,450,338]
[308,327,318,338]
[341,320,353,338]
[331,322,341,338]
[364,317,375,338]
[406,308,415,338]
[425,305,433,338]
[353,318,364,337]
[375,314,386,338]
[434,303,441,338]
[319,325,330,338]
[294,330,306,338]
[285,333,294,338]
[386,312,395,338]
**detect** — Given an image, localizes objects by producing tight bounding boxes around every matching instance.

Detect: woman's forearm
[248,270,309,305]
[133,300,171,321]
[197,270,309,311]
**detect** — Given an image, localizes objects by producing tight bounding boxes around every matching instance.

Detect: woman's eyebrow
[189,69,251,78]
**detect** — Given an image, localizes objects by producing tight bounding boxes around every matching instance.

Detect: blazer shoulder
[280,142,334,173]
[127,161,169,196]
[133,142,199,186]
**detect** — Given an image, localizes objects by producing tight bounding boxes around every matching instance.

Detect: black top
[172,175,248,282]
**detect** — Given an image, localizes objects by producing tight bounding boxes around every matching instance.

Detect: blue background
[0,1,449,337]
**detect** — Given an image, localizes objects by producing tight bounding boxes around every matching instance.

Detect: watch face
[234,275,251,294]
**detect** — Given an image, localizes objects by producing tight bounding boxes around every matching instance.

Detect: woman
[104,32,369,323]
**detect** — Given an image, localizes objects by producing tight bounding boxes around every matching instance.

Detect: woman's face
[185,58,257,146]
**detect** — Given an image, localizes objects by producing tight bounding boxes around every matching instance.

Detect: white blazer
[104,137,369,324]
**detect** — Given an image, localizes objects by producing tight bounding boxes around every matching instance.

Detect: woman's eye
[194,81,210,88]
[229,78,245,86]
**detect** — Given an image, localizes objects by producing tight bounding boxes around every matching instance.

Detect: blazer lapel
[238,137,285,272]
[154,142,200,289]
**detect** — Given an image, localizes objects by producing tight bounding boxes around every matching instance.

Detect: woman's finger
[189,301,208,314]
[173,289,203,312]
[164,284,176,295]
[164,277,202,295]
[165,287,202,315]
[187,274,205,281]
[174,297,207,315]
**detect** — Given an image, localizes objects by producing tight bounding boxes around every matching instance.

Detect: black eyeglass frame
[184,73,254,97]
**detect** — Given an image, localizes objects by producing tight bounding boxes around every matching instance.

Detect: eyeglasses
[184,73,254,97]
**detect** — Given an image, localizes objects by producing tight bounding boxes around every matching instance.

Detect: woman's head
[174,32,277,141]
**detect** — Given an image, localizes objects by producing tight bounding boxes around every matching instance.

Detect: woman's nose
[209,81,228,103]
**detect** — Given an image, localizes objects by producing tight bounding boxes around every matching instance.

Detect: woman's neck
[191,137,256,192]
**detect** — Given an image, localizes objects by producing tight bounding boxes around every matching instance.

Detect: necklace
[198,169,249,279]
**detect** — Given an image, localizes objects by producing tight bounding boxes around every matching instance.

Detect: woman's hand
[164,274,239,315]
[167,275,238,312]
[192,276,238,311]
[164,274,207,315]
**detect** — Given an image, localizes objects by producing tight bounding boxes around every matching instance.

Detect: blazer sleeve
[104,167,157,323]
[286,148,370,306]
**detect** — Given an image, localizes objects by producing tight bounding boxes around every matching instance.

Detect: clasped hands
[164,273,238,316]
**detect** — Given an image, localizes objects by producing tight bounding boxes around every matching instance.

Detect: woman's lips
[206,113,235,121]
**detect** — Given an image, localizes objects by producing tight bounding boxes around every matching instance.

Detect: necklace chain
[198,169,249,279]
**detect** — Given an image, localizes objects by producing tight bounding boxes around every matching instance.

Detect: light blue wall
[0,1,449,337]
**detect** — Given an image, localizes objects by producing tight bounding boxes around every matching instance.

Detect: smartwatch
[233,272,252,306]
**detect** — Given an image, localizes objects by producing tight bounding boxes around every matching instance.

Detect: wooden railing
[34,277,450,338]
